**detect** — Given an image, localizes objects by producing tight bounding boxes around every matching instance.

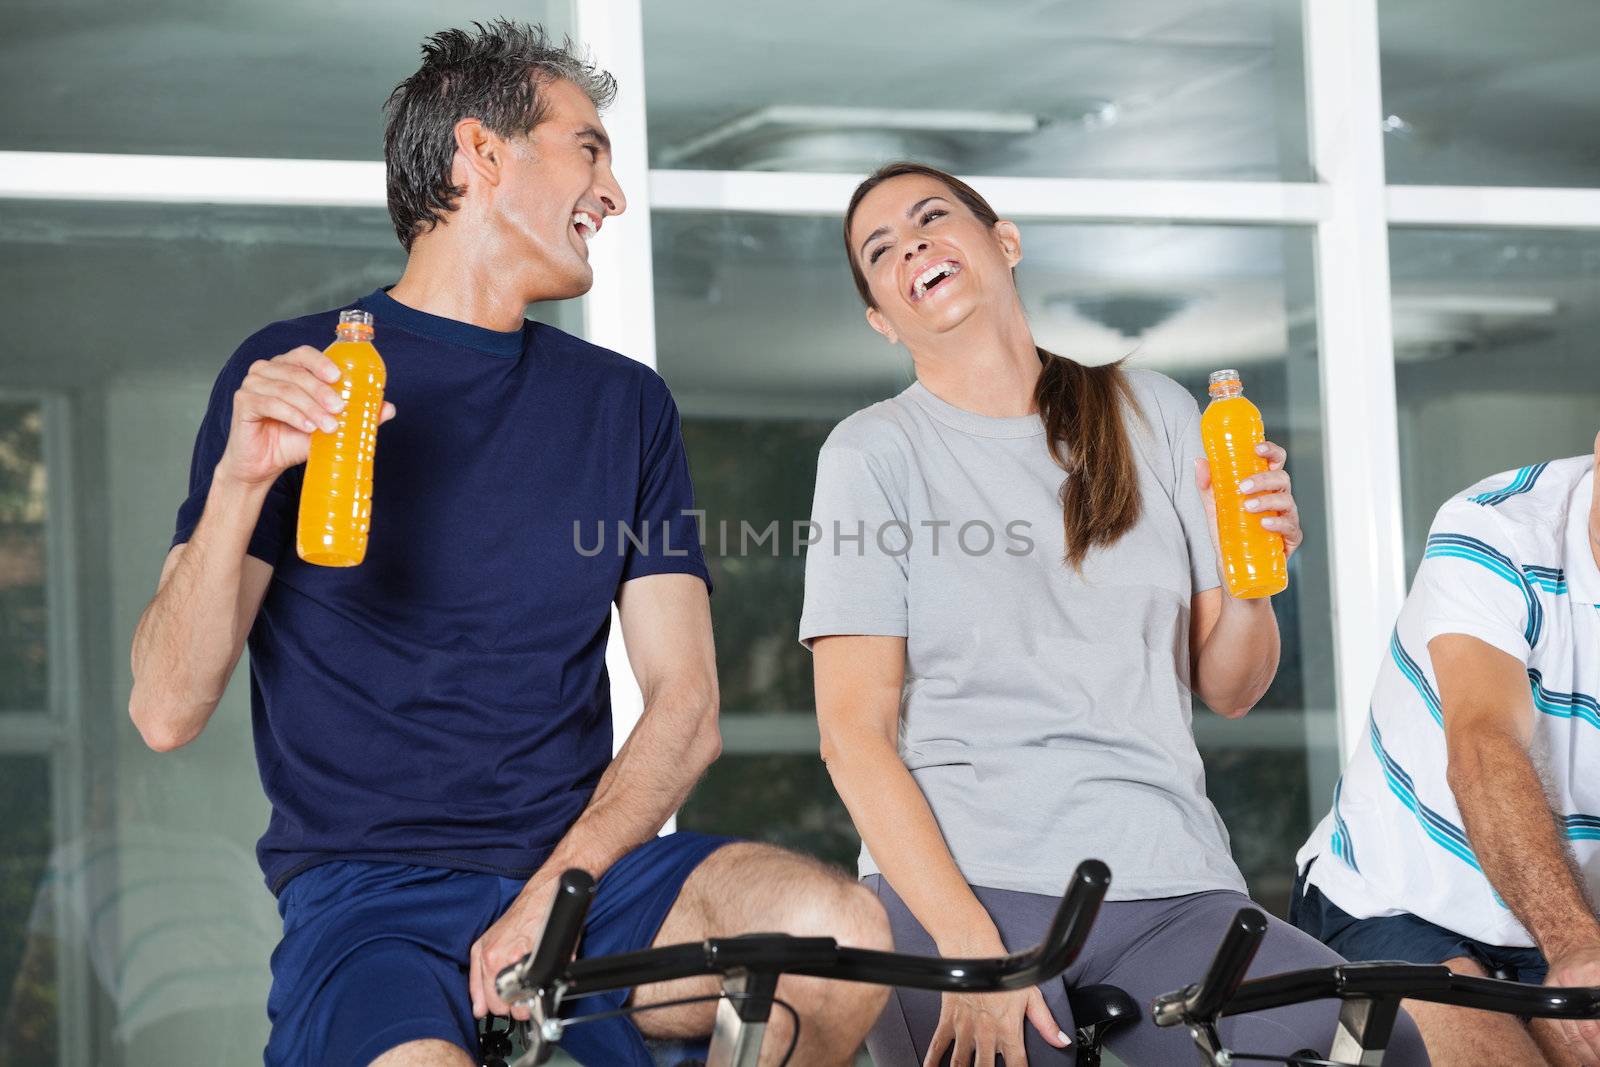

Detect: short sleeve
[1171,395,1221,595]
[1415,498,1535,662]
[798,443,910,649]
[171,338,297,566]
[618,378,712,591]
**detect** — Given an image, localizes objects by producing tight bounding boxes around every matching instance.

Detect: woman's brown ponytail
[1035,349,1140,568]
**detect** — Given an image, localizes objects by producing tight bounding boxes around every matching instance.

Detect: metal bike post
[1326,996,1397,1067]
[1187,1020,1230,1066]
[707,969,779,1067]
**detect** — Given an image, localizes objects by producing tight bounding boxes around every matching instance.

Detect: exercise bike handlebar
[496,859,1111,1005]
[1153,906,1600,1030]
[1152,906,1269,1026]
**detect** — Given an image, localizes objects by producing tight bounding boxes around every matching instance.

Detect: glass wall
[1,1,570,160]
[643,0,1310,181]
[660,213,1337,914]
[1380,0,1600,188]
[1392,227,1600,561]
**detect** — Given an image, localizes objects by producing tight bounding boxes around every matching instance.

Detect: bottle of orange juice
[297,310,386,567]
[1201,369,1286,599]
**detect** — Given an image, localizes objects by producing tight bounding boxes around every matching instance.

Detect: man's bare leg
[369,1038,475,1067]
[629,842,892,1067]
[1531,1017,1586,1067]
[1402,956,1549,1066]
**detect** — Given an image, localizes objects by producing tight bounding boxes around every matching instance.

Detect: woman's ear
[994,220,1023,267]
[866,307,898,346]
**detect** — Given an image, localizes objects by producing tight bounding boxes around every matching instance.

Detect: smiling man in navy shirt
[126,21,888,1067]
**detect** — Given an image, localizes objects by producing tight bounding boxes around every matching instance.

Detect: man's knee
[702,843,891,951]
[774,867,891,953]
[368,1038,475,1067]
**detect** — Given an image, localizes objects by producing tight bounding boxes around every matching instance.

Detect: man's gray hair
[383,19,618,251]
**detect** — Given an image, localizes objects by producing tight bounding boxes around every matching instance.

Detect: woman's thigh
[862,875,1078,1067]
[1093,891,1430,1067]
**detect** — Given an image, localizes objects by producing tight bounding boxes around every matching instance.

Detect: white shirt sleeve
[1416,496,1535,663]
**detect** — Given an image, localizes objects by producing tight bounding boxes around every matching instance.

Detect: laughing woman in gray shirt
[800,163,1429,1067]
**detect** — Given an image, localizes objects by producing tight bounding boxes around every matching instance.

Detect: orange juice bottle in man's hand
[297,310,387,567]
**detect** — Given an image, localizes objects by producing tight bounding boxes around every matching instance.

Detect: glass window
[0,2,569,159]
[659,211,1335,914]
[0,199,578,1063]
[0,400,47,713]
[0,756,53,1066]
[1393,227,1600,563]
[1381,0,1600,187]
[644,1,1311,182]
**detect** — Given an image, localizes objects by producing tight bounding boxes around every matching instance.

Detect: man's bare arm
[541,572,722,876]
[1434,633,1600,1060]
[128,488,276,751]
[469,571,721,1017]
[1435,634,1598,956]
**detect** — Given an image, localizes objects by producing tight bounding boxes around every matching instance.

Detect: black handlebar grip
[497,869,596,1002]
[1186,907,1268,1022]
[1039,859,1111,971]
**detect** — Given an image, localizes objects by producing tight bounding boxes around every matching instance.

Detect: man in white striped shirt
[1294,434,1600,1066]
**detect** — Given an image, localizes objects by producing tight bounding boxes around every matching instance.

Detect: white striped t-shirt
[1298,456,1600,947]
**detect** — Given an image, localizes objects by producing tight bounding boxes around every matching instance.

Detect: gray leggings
[863,875,1430,1066]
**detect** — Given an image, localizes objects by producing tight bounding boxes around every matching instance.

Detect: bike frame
[494,860,1113,1067]
[1154,907,1600,1066]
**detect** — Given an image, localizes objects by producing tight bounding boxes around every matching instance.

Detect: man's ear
[866,306,898,345]
[994,220,1023,267]
[452,118,503,192]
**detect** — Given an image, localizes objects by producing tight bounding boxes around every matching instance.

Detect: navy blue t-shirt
[172,288,710,894]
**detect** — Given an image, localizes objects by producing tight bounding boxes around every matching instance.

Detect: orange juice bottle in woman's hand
[296,310,387,566]
[1201,369,1286,599]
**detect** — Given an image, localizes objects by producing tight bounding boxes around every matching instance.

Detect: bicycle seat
[1069,983,1138,1066]
[1071,983,1138,1030]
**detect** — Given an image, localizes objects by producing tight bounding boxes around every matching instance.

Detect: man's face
[491,77,626,300]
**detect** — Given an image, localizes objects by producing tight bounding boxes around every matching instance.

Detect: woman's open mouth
[910,259,962,302]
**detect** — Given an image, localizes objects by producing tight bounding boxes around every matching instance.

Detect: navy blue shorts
[1290,865,1548,984]
[265,832,734,1067]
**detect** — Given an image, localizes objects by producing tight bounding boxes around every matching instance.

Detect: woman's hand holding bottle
[1194,439,1303,569]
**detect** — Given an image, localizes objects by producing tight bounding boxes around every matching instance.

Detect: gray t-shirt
[799,368,1247,901]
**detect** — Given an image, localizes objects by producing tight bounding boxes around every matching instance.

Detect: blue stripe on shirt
[1369,717,1483,872]
[1331,776,1359,872]
[1469,463,1549,506]
[1565,815,1600,841]
[1390,630,1443,727]
[1528,669,1600,732]
[1523,565,1568,594]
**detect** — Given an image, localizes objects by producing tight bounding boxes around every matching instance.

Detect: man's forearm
[540,686,721,879]
[1194,595,1281,717]
[129,470,270,748]
[1450,728,1600,958]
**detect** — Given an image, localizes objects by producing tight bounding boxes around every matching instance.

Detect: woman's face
[847,173,1022,345]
